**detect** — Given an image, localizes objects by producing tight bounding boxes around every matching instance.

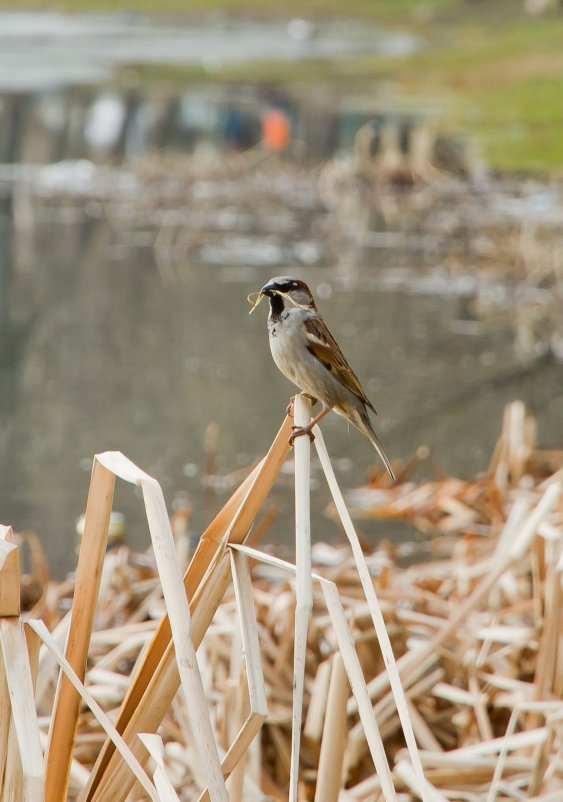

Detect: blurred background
[0,0,562,576]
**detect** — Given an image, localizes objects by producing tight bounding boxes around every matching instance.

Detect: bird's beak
[260,282,280,297]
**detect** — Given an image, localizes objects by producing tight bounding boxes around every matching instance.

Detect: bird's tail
[354,407,396,481]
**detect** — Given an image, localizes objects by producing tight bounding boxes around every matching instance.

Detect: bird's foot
[289,424,315,446]
[287,394,318,418]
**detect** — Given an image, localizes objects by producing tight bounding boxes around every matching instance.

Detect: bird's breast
[267,311,332,401]
[267,315,302,382]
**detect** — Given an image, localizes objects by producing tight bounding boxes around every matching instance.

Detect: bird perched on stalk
[249,276,395,480]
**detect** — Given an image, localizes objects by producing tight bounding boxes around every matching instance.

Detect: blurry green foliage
[2,0,562,173]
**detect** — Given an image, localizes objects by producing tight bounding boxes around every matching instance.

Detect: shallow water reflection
[1,180,561,577]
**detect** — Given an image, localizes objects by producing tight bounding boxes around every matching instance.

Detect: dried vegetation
[0,400,561,801]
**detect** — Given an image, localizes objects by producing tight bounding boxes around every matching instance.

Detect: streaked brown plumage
[256,276,395,480]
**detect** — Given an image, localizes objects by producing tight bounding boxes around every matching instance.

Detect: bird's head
[259,276,316,313]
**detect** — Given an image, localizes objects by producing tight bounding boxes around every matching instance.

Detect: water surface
[1,175,561,576]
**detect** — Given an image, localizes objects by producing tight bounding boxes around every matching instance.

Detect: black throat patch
[269,293,285,322]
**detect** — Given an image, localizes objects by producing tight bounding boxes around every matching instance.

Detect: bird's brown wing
[304,316,376,413]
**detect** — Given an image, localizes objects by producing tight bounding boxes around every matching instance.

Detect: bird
[250,276,395,480]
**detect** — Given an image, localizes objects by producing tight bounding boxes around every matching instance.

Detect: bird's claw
[289,425,315,446]
[287,393,318,419]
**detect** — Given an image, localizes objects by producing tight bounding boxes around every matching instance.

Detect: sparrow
[250,276,395,480]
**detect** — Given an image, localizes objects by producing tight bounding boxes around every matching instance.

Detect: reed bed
[0,400,561,801]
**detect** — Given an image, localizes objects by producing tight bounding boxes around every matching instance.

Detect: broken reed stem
[82,414,292,802]
[233,543,398,802]
[313,426,430,802]
[141,469,227,802]
[2,399,561,802]
[290,394,313,802]
[138,734,180,802]
[357,480,561,717]
[197,550,268,802]
[81,459,264,800]
[0,619,44,801]
[29,620,159,801]
[314,653,348,802]
[46,460,115,802]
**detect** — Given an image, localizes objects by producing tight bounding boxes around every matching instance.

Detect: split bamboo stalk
[46,459,115,802]
[314,653,347,802]
[290,394,313,802]
[83,414,292,802]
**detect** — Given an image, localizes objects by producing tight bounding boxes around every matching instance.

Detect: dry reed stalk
[94,451,228,802]
[29,620,159,800]
[533,536,561,705]
[82,464,260,799]
[405,698,443,752]
[304,659,332,741]
[0,648,10,795]
[313,427,430,802]
[0,525,44,802]
[196,550,267,802]
[313,654,347,802]
[1,399,562,801]
[82,414,292,802]
[137,734,180,802]
[222,674,247,802]
[358,480,560,718]
[393,760,449,802]
[290,394,313,802]
[46,459,115,802]
[0,541,20,617]
[0,618,45,802]
[486,700,563,802]
[232,543,398,802]
[0,527,18,800]
[0,617,45,802]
